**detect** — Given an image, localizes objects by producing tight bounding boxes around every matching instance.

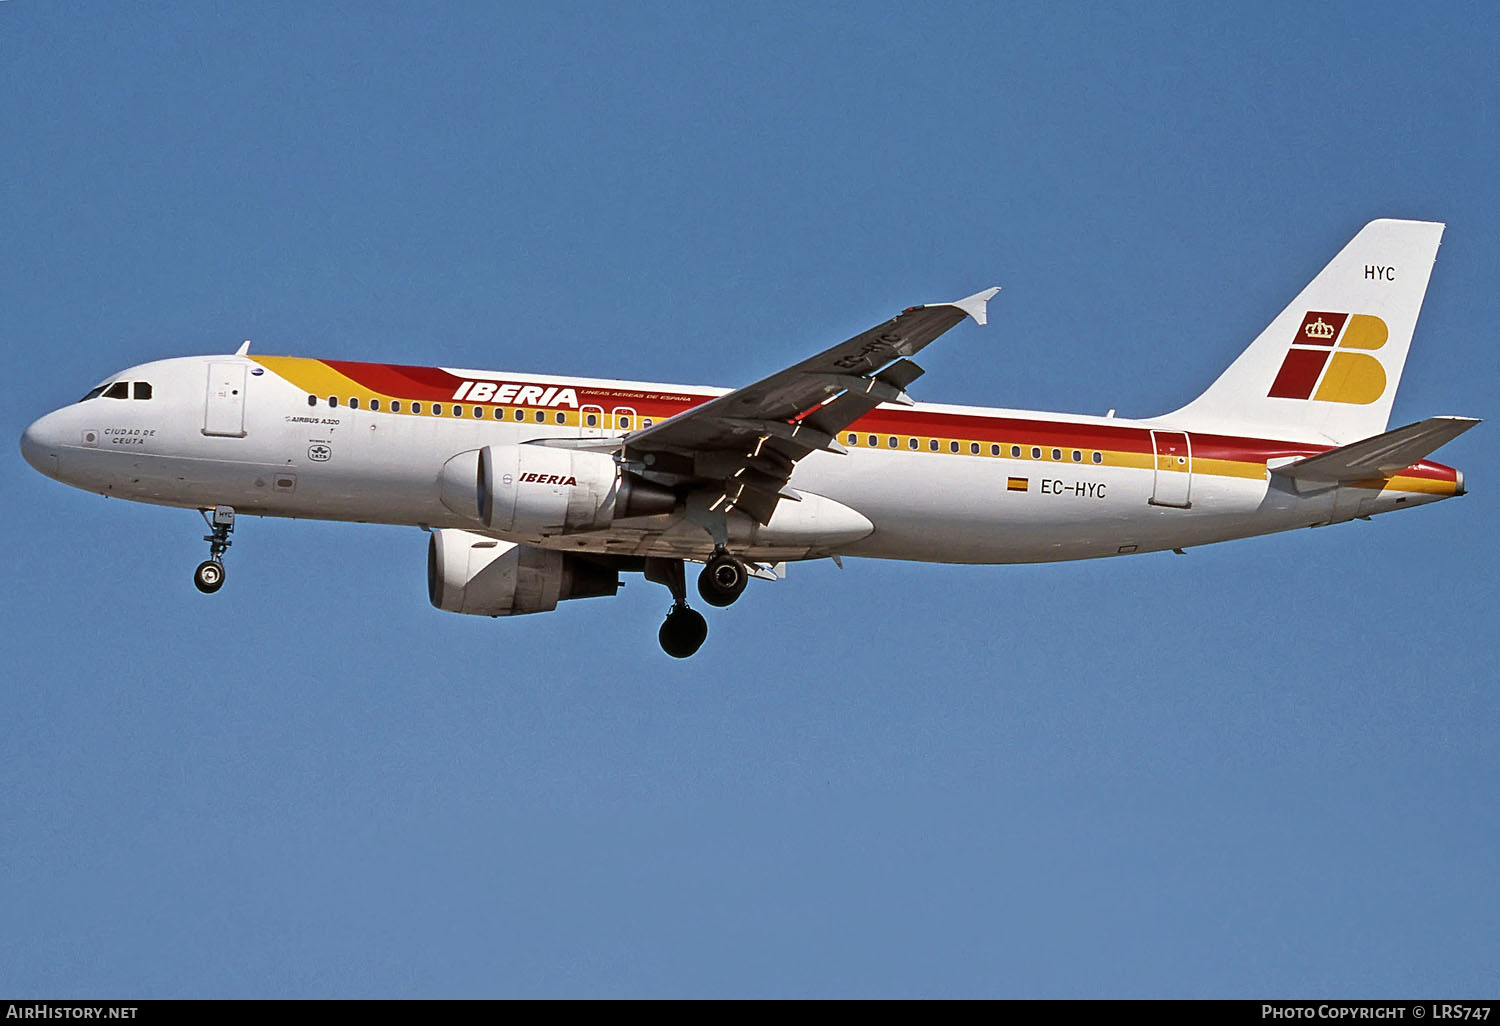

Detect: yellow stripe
[252,357,403,403]
[1111,451,1154,471]
[254,356,582,424]
[250,364,1457,493]
[1346,474,1458,496]
[1193,456,1268,480]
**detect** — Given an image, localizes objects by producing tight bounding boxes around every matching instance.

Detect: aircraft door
[581,404,605,438]
[204,363,248,438]
[1149,430,1191,508]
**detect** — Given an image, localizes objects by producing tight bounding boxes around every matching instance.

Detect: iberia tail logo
[1267,311,1388,404]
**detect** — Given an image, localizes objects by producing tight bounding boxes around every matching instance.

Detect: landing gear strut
[646,557,708,658]
[697,550,748,607]
[194,505,235,595]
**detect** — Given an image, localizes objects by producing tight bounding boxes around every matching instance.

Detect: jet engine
[427,528,620,616]
[438,445,676,534]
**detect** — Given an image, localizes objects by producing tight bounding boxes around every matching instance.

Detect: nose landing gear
[193,505,235,595]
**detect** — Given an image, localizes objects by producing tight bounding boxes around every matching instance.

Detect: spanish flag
[1007,477,1028,492]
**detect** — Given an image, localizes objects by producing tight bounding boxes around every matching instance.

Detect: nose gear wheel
[193,505,235,595]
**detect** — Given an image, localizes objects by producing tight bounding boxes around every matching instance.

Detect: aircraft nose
[20,414,64,478]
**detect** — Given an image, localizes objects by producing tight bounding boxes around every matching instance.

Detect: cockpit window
[80,380,155,402]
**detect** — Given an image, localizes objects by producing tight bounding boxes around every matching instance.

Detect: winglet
[948,287,1001,326]
[235,339,252,356]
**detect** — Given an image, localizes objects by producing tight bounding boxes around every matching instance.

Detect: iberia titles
[450,382,579,407]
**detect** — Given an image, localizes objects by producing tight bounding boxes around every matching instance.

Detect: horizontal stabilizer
[1270,416,1479,483]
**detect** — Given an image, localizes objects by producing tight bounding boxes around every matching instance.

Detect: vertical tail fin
[1161,219,1445,445]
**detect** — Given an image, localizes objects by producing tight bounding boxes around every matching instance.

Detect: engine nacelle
[427,528,620,616]
[438,445,676,533]
[474,445,675,535]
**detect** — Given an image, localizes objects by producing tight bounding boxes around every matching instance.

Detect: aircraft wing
[1270,415,1480,483]
[622,287,1000,523]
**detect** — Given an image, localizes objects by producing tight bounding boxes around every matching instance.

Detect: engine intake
[427,529,620,616]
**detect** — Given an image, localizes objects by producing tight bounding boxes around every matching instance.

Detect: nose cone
[20,413,65,478]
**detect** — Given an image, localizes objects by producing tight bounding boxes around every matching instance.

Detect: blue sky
[3,2,1496,998]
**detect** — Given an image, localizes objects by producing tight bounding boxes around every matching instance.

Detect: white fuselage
[20,354,1462,566]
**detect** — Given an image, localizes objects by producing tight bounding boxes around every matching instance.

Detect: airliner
[20,219,1478,656]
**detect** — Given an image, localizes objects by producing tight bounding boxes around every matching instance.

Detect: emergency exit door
[1149,430,1191,508]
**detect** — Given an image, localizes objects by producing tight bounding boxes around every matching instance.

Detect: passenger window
[990,444,1000,456]
[970,442,980,455]
[104,382,129,399]
[1011,445,1021,458]
[949,441,960,453]
[350,397,360,409]
[1031,447,1041,459]
[888,437,898,448]
[619,415,632,430]
[474,407,485,418]
[453,405,463,417]
[133,382,153,400]
[929,439,939,451]
[391,401,402,413]
[411,402,421,414]
[1092,451,1102,464]
[370,399,380,411]
[555,412,566,424]
[847,433,858,445]
[586,413,598,427]
[1072,450,1082,462]
[1051,448,1061,461]
[433,404,442,415]
[643,418,654,427]
[908,437,918,450]
[307,394,317,407]
[535,411,545,423]
[514,409,525,421]
[868,435,878,447]
[328,396,338,408]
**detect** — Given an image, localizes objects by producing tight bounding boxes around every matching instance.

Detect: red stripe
[306,360,1460,484]
[324,360,464,399]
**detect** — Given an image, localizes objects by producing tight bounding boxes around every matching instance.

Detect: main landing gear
[645,550,751,658]
[193,505,235,595]
[645,557,708,658]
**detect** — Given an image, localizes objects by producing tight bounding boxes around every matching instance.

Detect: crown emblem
[1303,317,1336,340]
